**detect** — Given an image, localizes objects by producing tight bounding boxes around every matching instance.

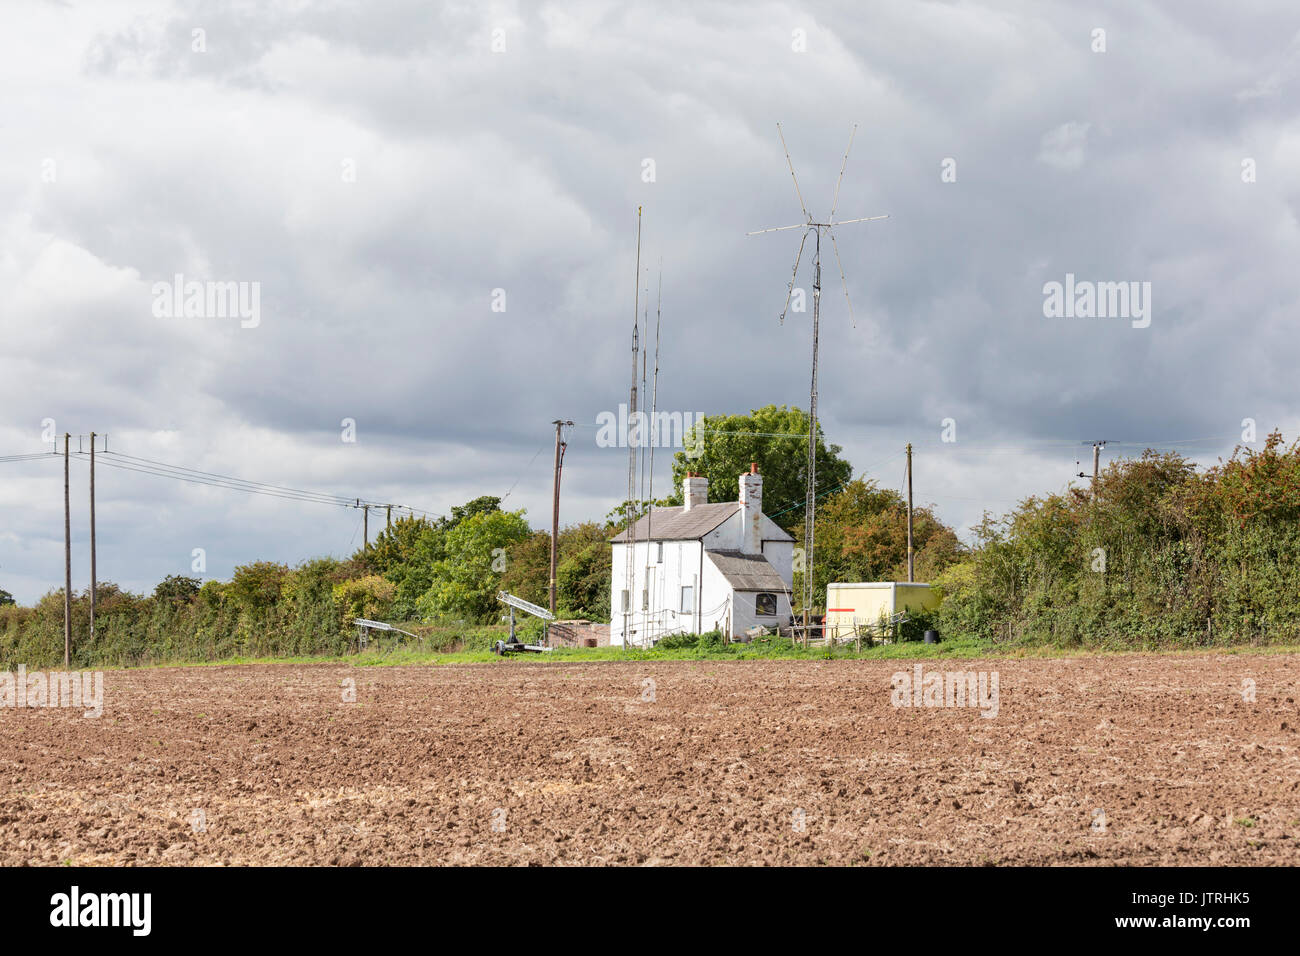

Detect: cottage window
[621,589,630,613]
[656,541,663,563]
[755,592,778,617]
[680,585,694,614]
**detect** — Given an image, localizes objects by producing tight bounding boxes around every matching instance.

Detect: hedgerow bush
[7,437,1300,667]
[933,434,1300,648]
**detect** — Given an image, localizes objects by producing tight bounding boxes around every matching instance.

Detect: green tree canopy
[153,574,201,604]
[361,515,434,577]
[446,495,503,526]
[368,498,507,619]
[811,478,963,602]
[497,521,612,620]
[669,404,852,533]
[554,522,612,620]
[227,561,290,613]
[416,508,532,623]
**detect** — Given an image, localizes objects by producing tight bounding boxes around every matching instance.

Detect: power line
[79,455,358,507]
[572,426,1263,448]
[500,443,548,504]
[83,455,354,507]
[0,452,61,462]
[103,451,358,504]
[42,448,444,520]
[766,448,908,520]
[2,424,1286,526]
[571,422,813,440]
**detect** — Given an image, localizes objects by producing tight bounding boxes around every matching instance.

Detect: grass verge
[113,635,1300,671]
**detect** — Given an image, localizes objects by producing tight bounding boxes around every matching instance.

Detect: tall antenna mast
[623,207,643,649]
[643,264,663,646]
[748,123,888,641]
[636,295,651,644]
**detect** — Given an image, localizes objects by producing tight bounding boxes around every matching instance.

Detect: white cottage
[609,466,795,646]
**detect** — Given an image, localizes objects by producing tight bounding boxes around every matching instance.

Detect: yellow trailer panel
[824,582,940,642]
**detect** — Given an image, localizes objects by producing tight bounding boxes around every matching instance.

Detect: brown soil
[2,655,1297,865]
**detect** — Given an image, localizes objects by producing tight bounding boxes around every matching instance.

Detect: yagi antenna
[747,122,889,642]
[747,123,889,325]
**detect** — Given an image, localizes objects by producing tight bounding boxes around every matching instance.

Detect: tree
[555,522,613,620]
[495,521,615,620]
[812,478,962,600]
[333,575,396,625]
[416,508,532,623]
[377,498,507,619]
[227,562,289,613]
[359,515,434,576]
[0,588,14,607]
[669,404,852,533]
[604,498,673,531]
[446,495,503,526]
[354,498,500,573]
[153,575,201,604]
[498,530,552,608]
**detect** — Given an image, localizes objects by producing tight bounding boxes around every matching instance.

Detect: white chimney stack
[683,472,708,511]
[739,463,762,554]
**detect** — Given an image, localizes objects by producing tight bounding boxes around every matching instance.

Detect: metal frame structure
[354,618,420,651]
[494,591,555,654]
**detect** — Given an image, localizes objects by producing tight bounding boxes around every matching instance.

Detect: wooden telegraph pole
[89,432,97,642]
[906,442,914,583]
[549,419,573,617]
[1077,441,1107,501]
[63,433,71,667]
[1086,439,1107,502]
[1092,442,1102,501]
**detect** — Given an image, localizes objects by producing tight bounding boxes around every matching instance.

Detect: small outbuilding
[823,581,941,643]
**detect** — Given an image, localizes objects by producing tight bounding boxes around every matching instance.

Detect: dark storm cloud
[2,0,1298,602]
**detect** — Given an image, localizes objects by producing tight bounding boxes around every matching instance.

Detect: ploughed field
[1,655,1297,865]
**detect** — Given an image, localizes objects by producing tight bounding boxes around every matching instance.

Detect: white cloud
[1037,120,1091,171]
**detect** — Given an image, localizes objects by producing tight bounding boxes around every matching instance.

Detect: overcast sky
[2,0,1298,604]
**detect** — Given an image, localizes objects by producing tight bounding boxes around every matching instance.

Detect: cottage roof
[705,550,788,592]
[609,502,739,542]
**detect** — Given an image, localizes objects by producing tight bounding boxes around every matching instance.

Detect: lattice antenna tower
[623,207,643,650]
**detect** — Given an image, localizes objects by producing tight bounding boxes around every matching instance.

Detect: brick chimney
[682,472,708,511]
[739,463,762,554]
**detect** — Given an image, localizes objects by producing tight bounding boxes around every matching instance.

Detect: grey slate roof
[705,550,788,592]
[609,502,738,542]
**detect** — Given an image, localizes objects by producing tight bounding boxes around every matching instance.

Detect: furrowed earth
[2,655,1297,865]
